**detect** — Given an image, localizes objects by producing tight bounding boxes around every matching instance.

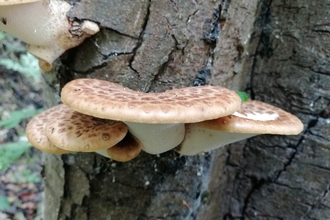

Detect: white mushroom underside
[0,1,70,46]
[178,124,257,156]
[0,0,72,66]
[233,111,279,121]
[124,122,185,155]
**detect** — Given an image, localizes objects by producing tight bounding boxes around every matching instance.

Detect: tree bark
[223,1,330,219]
[42,0,330,219]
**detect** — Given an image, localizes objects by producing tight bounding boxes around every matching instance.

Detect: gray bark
[42,0,330,219]
[225,1,330,219]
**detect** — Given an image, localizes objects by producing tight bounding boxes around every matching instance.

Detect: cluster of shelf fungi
[26,78,304,162]
[0,0,303,161]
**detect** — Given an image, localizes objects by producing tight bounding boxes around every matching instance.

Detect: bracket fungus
[0,0,100,71]
[26,78,304,161]
[61,78,242,154]
[26,103,146,161]
[26,104,72,154]
[26,104,128,154]
[44,104,128,152]
[177,100,304,155]
[96,132,142,162]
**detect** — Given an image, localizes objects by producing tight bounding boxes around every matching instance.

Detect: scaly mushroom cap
[61,78,241,123]
[197,100,304,134]
[106,132,142,162]
[177,100,304,155]
[25,105,71,154]
[45,104,128,152]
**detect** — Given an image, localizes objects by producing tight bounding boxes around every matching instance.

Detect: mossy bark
[43,0,330,219]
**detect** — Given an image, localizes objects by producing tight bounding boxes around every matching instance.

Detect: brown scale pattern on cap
[45,104,128,152]
[197,100,304,135]
[26,105,71,154]
[235,101,278,117]
[61,78,241,123]
[107,132,142,162]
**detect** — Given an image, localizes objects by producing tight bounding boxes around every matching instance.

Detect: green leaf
[0,53,42,80]
[8,169,41,184]
[0,108,43,129]
[237,91,250,102]
[0,141,31,170]
[0,196,10,211]
[0,31,5,42]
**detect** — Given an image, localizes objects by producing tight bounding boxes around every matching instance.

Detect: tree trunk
[42,0,330,219]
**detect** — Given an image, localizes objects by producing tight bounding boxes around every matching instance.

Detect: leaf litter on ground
[0,32,44,220]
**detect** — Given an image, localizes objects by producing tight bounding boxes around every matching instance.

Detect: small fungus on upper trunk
[0,0,99,71]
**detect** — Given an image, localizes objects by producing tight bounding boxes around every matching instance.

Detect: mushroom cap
[177,100,303,155]
[0,0,39,5]
[61,78,241,124]
[25,105,72,154]
[45,104,128,152]
[106,132,142,162]
[197,100,304,135]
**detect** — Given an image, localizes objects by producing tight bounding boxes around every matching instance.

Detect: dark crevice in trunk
[128,0,152,77]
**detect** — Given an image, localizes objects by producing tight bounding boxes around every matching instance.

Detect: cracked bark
[43,0,330,219]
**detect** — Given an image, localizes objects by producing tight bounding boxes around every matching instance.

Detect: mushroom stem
[177,124,256,155]
[124,122,185,155]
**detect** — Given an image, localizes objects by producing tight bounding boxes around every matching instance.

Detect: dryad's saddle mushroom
[25,78,304,162]
[61,78,242,154]
[96,132,143,162]
[26,104,128,153]
[0,0,99,71]
[177,100,304,155]
[44,104,128,152]
[26,104,72,154]
[26,103,145,161]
